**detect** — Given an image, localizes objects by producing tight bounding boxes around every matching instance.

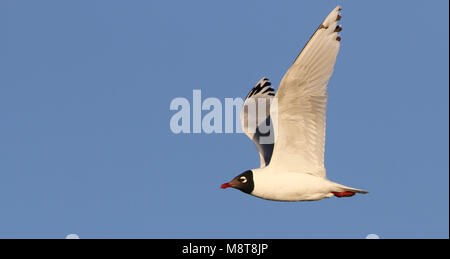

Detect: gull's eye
[239,176,247,183]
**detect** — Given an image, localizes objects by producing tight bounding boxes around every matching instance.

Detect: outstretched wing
[240,77,275,168]
[269,6,343,178]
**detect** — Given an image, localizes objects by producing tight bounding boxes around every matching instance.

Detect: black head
[221,170,254,194]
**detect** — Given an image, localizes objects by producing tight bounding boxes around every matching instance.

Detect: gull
[221,6,368,201]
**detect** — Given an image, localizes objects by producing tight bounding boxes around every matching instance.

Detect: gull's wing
[268,6,343,178]
[240,77,275,168]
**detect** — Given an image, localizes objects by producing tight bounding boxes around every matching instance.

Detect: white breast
[251,170,335,201]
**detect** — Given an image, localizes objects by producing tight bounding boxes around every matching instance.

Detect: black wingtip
[245,78,275,99]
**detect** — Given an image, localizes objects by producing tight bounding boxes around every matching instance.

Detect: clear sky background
[1,0,448,239]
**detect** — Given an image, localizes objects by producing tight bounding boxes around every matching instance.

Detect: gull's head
[221,170,254,194]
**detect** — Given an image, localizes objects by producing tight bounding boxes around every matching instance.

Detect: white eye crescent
[239,176,247,183]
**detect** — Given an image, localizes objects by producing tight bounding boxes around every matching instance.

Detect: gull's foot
[332,191,355,198]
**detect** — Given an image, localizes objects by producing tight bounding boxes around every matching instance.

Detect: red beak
[221,182,232,189]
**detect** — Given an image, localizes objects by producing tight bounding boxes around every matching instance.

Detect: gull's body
[221,6,368,202]
[251,168,361,202]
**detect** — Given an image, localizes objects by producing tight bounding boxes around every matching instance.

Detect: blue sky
[1,0,448,238]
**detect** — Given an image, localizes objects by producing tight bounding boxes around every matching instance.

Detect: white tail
[335,183,369,194]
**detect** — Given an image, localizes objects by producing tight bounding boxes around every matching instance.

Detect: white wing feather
[268,6,342,178]
[240,77,275,168]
